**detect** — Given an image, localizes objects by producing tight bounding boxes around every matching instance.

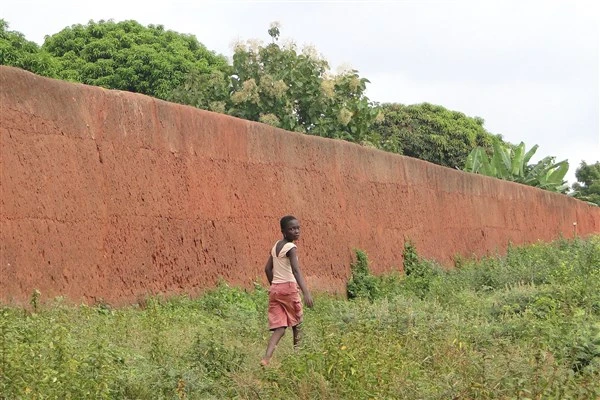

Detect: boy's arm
[264,255,274,285]
[288,248,314,308]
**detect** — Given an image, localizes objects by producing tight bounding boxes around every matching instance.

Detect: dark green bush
[346,249,379,301]
[402,241,442,298]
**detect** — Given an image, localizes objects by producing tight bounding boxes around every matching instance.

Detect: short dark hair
[280,215,297,231]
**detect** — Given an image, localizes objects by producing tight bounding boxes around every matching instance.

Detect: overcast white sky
[3,0,599,184]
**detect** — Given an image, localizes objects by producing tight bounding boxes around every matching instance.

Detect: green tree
[42,19,228,100]
[571,161,600,205]
[464,142,570,193]
[372,103,503,168]
[0,19,59,76]
[171,23,381,143]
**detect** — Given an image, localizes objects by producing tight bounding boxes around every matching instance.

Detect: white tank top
[271,241,297,284]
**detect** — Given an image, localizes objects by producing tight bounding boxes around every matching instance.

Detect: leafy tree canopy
[0,19,59,77]
[571,161,600,205]
[170,22,381,143]
[2,18,578,192]
[372,103,504,169]
[41,19,228,99]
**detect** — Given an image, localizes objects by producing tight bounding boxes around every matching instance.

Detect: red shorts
[268,282,303,330]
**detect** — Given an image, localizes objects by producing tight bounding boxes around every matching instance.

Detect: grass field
[1,236,599,399]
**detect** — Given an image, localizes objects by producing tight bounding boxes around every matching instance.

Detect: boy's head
[280,215,297,231]
[280,215,300,241]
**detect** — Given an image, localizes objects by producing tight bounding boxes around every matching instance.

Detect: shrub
[346,249,379,301]
[402,241,442,298]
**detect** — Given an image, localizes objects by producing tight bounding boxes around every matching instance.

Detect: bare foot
[260,358,269,367]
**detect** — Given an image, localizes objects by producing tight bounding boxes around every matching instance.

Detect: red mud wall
[1,67,599,305]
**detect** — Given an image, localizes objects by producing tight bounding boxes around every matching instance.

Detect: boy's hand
[304,293,314,308]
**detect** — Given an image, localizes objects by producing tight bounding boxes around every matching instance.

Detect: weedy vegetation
[1,236,599,399]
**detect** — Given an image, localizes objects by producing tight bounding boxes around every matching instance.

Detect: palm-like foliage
[464,142,569,193]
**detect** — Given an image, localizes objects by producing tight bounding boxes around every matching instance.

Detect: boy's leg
[262,327,286,365]
[292,324,302,349]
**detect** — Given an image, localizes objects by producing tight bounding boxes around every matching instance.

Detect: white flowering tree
[171,23,382,144]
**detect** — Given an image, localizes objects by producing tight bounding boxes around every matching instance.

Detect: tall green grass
[1,236,599,399]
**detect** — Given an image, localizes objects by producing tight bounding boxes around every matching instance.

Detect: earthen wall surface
[2,67,599,305]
